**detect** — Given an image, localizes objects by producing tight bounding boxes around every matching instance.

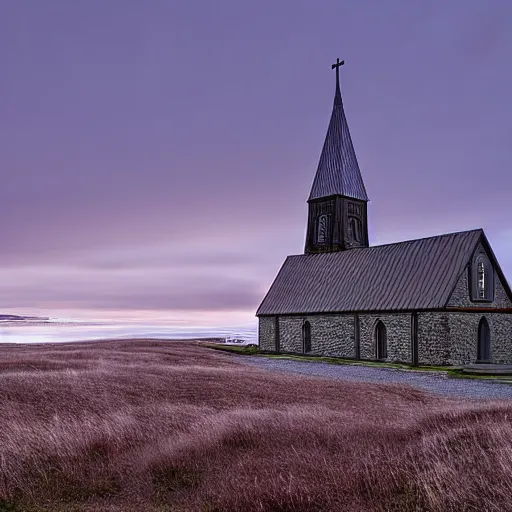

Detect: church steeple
[305,59,369,254]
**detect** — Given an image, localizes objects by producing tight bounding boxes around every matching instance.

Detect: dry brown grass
[0,340,511,511]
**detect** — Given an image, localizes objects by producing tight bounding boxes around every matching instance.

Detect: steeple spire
[308,58,368,202]
[304,59,370,254]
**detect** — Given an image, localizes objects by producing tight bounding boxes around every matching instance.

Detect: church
[256,59,512,366]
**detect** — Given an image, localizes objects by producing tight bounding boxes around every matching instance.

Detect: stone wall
[416,311,512,365]
[258,316,276,351]
[488,314,512,364]
[278,314,355,357]
[417,312,450,365]
[258,310,512,365]
[445,313,512,365]
[448,264,512,309]
[262,313,411,362]
[278,316,304,353]
[359,314,411,363]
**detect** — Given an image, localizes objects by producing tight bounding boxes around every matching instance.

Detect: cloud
[0,263,263,311]
[0,223,299,313]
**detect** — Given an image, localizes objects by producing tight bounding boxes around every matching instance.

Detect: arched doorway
[375,321,387,360]
[302,321,311,353]
[477,317,491,362]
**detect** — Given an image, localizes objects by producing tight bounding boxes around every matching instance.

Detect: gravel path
[235,356,512,400]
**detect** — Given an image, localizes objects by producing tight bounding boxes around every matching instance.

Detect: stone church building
[256,60,512,366]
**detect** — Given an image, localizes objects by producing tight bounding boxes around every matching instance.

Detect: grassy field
[0,340,511,511]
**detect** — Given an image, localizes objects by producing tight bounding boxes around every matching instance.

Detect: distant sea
[0,320,258,345]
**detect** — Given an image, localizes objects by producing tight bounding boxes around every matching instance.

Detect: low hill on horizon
[0,314,49,321]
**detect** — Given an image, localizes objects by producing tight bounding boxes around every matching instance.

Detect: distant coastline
[0,317,258,345]
[0,314,50,322]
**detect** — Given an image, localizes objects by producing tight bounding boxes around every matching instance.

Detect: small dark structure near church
[256,59,512,366]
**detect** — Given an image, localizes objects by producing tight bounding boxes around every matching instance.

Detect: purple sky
[1,1,511,323]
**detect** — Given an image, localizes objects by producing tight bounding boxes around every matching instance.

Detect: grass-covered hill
[0,340,511,511]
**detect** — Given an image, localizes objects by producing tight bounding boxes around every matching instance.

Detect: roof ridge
[369,228,483,250]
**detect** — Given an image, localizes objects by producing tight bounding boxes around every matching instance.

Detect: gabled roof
[308,78,369,202]
[257,229,490,316]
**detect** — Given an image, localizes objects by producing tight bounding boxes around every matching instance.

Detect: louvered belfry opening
[305,60,369,254]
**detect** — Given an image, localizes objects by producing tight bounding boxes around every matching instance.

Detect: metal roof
[308,82,369,202]
[257,229,485,315]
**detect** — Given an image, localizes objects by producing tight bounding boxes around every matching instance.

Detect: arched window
[354,313,360,359]
[317,215,329,244]
[375,321,387,360]
[470,252,494,302]
[477,317,491,362]
[302,321,311,353]
[477,261,486,299]
[349,217,361,243]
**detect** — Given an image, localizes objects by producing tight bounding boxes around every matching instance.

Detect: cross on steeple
[331,58,345,89]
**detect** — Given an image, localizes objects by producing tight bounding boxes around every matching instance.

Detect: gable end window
[477,262,486,299]
[470,252,494,303]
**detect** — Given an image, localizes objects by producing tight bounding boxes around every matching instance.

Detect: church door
[477,317,491,362]
[375,321,387,360]
[302,321,311,353]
